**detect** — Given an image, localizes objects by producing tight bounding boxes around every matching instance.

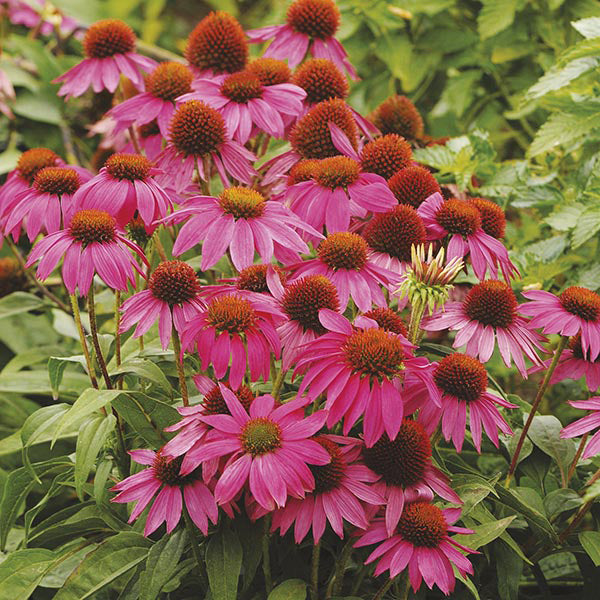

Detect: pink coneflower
[520,286,600,361]
[156,100,257,192]
[110,448,218,536]
[370,94,424,141]
[560,397,600,460]
[388,166,442,208]
[74,153,172,230]
[418,193,518,281]
[272,435,384,543]
[0,68,15,119]
[163,187,317,271]
[294,309,439,446]
[6,0,79,37]
[53,19,156,99]
[247,0,358,79]
[107,62,193,137]
[120,260,204,350]
[361,421,461,536]
[180,386,331,510]
[423,280,545,377]
[289,232,397,312]
[180,293,283,390]
[26,209,147,295]
[355,503,476,595]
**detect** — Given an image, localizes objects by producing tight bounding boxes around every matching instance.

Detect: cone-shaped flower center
[436,198,481,236]
[560,286,600,322]
[292,58,348,103]
[388,166,441,208]
[248,58,291,86]
[34,167,80,196]
[362,421,431,487]
[69,210,116,246]
[318,232,368,271]
[146,62,193,101]
[287,0,340,38]
[363,204,427,262]
[310,437,345,493]
[315,156,360,189]
[371,95,424,140]
[237,264,287,293]
[220,71,263,103]
[434,353,487,402]
[360,134,412,180]
[363,307,408,337]
[281,275,339,333]
[468,197,506,239]
[204,384,254,415]
[184,11,248,74]
[219,187,266,219]
[288,159,321,184]
[463,280,517,328]
[240,417,282,456]
[169,100,226,157]
[153,454,199,486]
[291,98,358,159]
[0,257,26,298]
[396,502,447,548]
[149,260,200,305]
[207,296,257,333]
[17,148,60,184]
[105,153,151,181]
[83,19,136,59]
[343,328,404,378]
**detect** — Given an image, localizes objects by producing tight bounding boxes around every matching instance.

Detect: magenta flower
[53,19,156,99]
[247,0,358,79]
[163,187,318,271]
[423,280,545,377]
[520,286,600,361]
[180,386,331,510]
[418,193,518,282]
[355,503,476,595]
[74,153,173,231]
[120,260,205,350]
[111,448,218,536]
[6,0,79,37]
[26,209,147,296]
[560,397,600,460]
[272,435,384,543]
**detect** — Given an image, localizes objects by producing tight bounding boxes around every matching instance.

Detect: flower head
[388,166,441,208]
[0,257,27,298]
[560,397,600,460]
[467,197,506,239]
[370,95,424,140]
[248,58,292,86]
[292,58,349,104]
[360,134,412,180]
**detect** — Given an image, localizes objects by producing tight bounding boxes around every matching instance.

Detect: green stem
[372,578,394,600]
[114,290,122,389]
[152,232,168,262]
[271,365,287,399]
[172,327,189,406]
[407,299,426,345]
[183,507,209,588]
[87,286,112,390]
[328,536,354,597]
[69,294,99,390]
[262,516,273,595]
[310,541,321,600]
[566,432,588,485]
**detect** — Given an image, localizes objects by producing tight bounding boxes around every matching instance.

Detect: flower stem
[114,290,122,389]
[506,336,569,486]
[152,232,168,262]
[183,506,209,588]
[87,286,112,390]
[310,541,321,600]
[327,536,354,597]
[262,516,272,594]
[566,432,588,485]
[372,578,394,600]
[69,294,99,390]
[202,155,212,195]
[271,365,287,399]
[407,300,426,346]
[127,125,143,155]
[171,327,189,407]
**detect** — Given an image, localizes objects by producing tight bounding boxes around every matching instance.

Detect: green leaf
[495,540,523,600]
[544,203,585,231]
[527,58,600,99]
[206,528,243,600]
[583,479,600,503]
[53,532,151,600]
[579,531,600,566]
[13,90,63,125]
[268,579,307,600]
[529,110,600,156]
[463,516,516,550]
[543,488,583,519]
[572,16,600,39]
[48,356,87,401]
[572,205,600,248]
[0,292,46,319]
[478,0,518,40]
[0,548,57,599]
[112,358,172,395]
[452,474,499,515]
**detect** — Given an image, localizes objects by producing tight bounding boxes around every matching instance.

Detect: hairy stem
[328,536,354,597]
[69,294,99,390]
[87,286,112,390]
[171,327,189,407]
[372,578,394,600]
[114,290,122,389]
[566,432,589,485]
[262,516,272,595]
[310,541,321,600]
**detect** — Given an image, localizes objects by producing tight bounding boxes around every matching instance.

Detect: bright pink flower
[120,260,205,350]
[418,193,518,281]
[423,280,545,377]
[6,0,79,36]
[26,209,147,295]
[520,286,600,361]
[272,435,384,543]
[355,503,476,595]
[111,448,218,536]
[294,310,439,446]
[180,293,283,390]
[180,386,331,510]
[560,397,600,460]
[247,0,358,79]
[53,19,156,99]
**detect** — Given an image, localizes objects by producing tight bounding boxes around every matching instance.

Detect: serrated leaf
[544,204,584,231]
[478,0,518,40]
[0,548,57,599]
[572,16,600,39]
[206,528,242,600]
[579,531,600,566]
[527,57,600,99]
[0,292,46,319]
[572,205,600,248]
[529,110,600,156]
[268,578,307,600]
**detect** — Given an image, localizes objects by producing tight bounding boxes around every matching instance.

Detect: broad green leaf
[527,58,600,99]
[455,570,480,599]
[48,356,88,400]
[543,489,583,519]
[463,516,515,550]
[0,292,46,319]
[573,205,600,248]
[236,515,264,592]
[544,203,585,231]
[529,110,600,156]
[0,548,56,599]
[206,528,243,600]
[572,16,600,39]
[268,579,307,600]
[112,358,172,395]
[583,479,600,503]
[13,90,63,125]
[478,0,518,40]
[495,540,523,600]
[579,531,600,566]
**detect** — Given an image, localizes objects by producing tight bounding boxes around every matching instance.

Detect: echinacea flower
[111,448,218,536]
[560,397,600,460]
[53,19,156,99]
[26,209,147,295]
[361,421,461,535]
[163,187,318,271]
[520,286,600,361]
[272,435,384,543]
[362,307,408,337]
[180,293,283,390]
[418,193,518,282]
[289,231,398,312]
[74,153,173,230]
[107,62,193,137]
[247,58,292,86]
[0,68,15,119]
[422,280,545,377]
[388,166,441,208]
[120,260,205,350]
[6,0,79,37]
[156,100,257,192]
[0,257,27,298]
[467,197,506,240]
[247,0,358,79]
[359,134,413,180]
[180,387,331,510]
[369,94,424,141]
[355,502,476,595]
